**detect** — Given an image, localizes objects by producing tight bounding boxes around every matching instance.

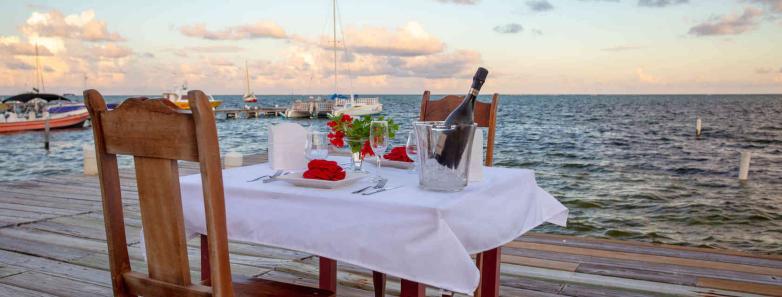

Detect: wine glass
[369,121,389,179]
[305,131,329,160]
[405,130,418,174]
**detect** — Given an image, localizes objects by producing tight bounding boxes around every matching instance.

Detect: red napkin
[303,159,346,181]
[383,146,413,162]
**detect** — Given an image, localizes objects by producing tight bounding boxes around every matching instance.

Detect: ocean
[1,94,780,254]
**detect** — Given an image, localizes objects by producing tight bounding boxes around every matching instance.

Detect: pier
[0,155,780,297]
[214,107,287,119]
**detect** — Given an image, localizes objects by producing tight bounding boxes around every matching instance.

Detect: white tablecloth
[178,159,568,294]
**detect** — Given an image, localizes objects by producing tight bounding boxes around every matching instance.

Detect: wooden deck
[0,155,780,296]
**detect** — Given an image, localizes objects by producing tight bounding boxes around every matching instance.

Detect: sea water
[0,94,780,254]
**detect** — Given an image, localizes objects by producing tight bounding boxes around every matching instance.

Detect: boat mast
[333,0,337,94]
[34,43,45,93]
[245,60,251,95]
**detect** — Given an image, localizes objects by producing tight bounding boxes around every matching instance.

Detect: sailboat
[243,61,257,103]
[0,44,89,133]
[283,0,382,118]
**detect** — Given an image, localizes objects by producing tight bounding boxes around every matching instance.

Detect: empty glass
[305,131,329,160]
[405,130,418,174]
[369,120,389,179]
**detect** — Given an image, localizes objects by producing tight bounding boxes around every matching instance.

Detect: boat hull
[0,112,89,133]
[333,105,383,116]
[174,101,222,110]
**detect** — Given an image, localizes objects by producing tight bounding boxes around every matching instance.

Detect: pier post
[739,151,751,181]
[224,152,243,169]
[695,117,702,137]
[44,115,50,150]
[83,144,98,175]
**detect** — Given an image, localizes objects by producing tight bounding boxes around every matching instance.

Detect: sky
[0,0,781,95]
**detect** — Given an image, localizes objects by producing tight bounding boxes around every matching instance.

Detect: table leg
[372,271,386,297]
[400,279,425,297]
[319,257,337,292]
[200,234,211,286]
[479,247,501,297]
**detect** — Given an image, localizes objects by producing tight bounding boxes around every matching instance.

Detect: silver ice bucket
[414,121,477,192]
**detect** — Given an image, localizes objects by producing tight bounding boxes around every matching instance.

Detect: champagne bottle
[444,67,488,126]
[435,67,489,168]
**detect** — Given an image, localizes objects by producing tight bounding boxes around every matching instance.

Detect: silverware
[248,170,282,183]
[262,171,289,183]
[362,185,403,196]
[352,178,387,194]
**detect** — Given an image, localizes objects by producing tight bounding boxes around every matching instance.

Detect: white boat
[284,0,382,118]
[332,95,382,116]
[242,61,257,103]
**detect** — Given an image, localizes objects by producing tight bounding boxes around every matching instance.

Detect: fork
[247,170,282,182]
[352,178,387,194]
[362,185,403,196]
[262,170,289,183]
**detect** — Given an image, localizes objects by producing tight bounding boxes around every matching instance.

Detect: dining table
[177,156,568,296]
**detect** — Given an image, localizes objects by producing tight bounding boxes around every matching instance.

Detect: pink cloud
[21,10,124,42]
[180,21,286,40]
[688,7,764,36]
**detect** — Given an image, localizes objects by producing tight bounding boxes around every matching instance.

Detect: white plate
[277,171,368,189]
[367,157,414,169]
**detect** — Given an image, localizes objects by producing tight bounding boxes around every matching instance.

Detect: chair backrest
[85,89,233,297]
[418,90,500,167]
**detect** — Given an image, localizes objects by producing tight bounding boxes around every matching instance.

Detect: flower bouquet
[326,114,399,171]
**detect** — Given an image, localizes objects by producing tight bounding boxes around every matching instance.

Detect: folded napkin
[383,146,413,162]
[303,159,346,181]
[268,123,307,170]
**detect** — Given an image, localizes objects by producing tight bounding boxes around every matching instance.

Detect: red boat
[0,93,89,133]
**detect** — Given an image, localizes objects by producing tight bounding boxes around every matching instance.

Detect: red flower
[303,159,346,181]
[383,146,413,162]
[327,121,338,128]
[360,140,375,157]
[340,114,352,122]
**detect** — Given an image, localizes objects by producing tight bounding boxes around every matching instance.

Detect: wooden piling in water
[695,117,702,137]
[739,151,751,180]
[44,115,50,150]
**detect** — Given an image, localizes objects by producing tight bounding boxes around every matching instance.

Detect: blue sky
[1,0,781,94]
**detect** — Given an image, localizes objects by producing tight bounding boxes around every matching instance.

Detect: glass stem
[377,156,382,176]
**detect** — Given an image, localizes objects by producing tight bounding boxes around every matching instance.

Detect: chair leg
[400,279,425,297]
[200,234,211,286]
[319,257,337,292]
[372,271,386,297]
[479,247,501,297]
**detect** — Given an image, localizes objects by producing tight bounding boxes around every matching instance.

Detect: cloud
[748,0,782,13]
[756,67,773,74]
[434,0,480,4]
[636,67,660,83]
[688,7,764,36]
[527,0,554,11]
[20,10,124,42]
[493,23,524,34]
[602,45,645,51]
[0,36,54,56]
[638,0,688,7]
[4,59,35,70]
[90,43,133,58]
[180,21,286,40]
[335,22,445,56]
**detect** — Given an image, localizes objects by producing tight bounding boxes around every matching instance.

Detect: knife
[362,185,403,196]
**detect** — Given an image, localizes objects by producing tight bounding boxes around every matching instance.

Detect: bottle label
[469,88,478,96]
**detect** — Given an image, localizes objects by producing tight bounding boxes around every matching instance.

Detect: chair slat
[100,98,200,162]
[419,94,494,128]
[134,156,192,285]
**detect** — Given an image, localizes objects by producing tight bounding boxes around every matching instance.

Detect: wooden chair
[371,90,501,297]
[85,89,334,297]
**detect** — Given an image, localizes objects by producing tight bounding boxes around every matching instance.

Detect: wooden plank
[501,264,762,297]
[0,233,94,261]
[0,283,59,297]
[503,246,782,286]
[0,249,111,286]
[502,254,579,272]
[506,241,782,277]
[525,232,782,262]
[697,277,782,296]
[521,233,782,269]
[0,264,26,278]
[575,263,698,286]
[0,271,113,297]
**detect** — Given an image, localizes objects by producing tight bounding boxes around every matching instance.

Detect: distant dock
[214,106,287,119]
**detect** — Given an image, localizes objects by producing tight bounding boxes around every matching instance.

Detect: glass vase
[345,137,367,172]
